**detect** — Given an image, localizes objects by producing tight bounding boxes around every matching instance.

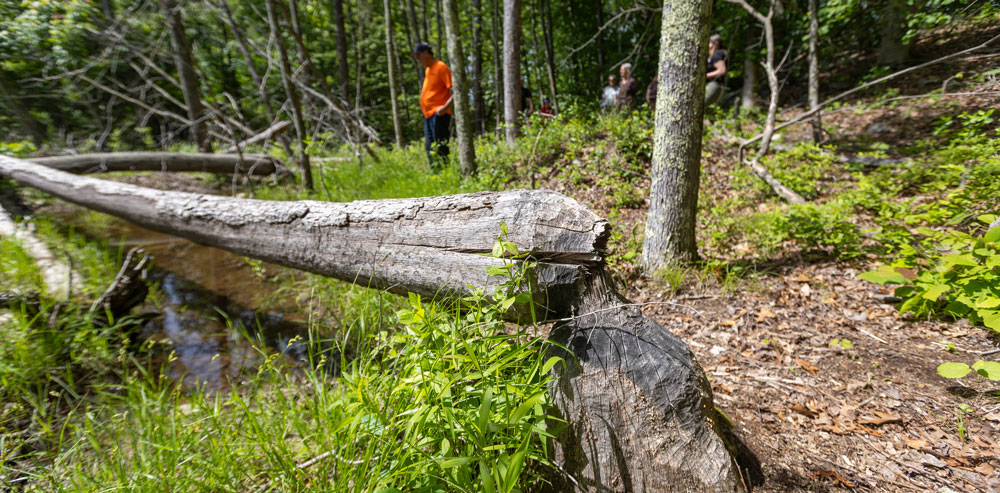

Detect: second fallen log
[29,152,281,176]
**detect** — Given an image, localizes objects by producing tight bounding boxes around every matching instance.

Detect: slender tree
[332,0,351,98]
[502,0,522,144]
[471,0,485,133]
[443,0,477,175]
[383,0,404,147]
[491,0,503,134]
[540,0,558,112]
[265,0,313,189]
[641,0,713,268]
[405,0,425,84]
[741,29,758,110]
[159,0,211,152]
[726,0,780,154]
[809,0,822,143]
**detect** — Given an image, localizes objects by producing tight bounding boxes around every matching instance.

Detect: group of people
[601,34,728,112]
[410,34,727,168]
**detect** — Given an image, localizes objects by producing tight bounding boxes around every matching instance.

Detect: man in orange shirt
[412,42,453,169]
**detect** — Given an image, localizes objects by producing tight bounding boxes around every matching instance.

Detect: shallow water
[45,205,319,390]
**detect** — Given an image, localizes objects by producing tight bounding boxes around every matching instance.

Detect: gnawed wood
[0,155,753,491]
[546,271,759,492]
[0,155,606,320]
[29,152,281,176]
[220,121,291,153]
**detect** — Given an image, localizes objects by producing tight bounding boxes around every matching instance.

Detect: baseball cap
[411,42,433,55]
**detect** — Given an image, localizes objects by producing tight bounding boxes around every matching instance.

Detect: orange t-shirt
[420,60,452,118]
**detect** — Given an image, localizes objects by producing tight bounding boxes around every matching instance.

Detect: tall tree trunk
[641,0,713,268]
[741,29,758,110]
[435,0,444,57]
[405,0,425,85]
[471,0,485,133]
[491,0,503,135]
[808,0,822,143]
[218,0,296,158]
[443,0,477,176]
[502,0,522,144]
[540,0,558,113]
[878,0,910,66]
[355,0,365,112]
[159,0,211,152]
[421,0,430,42]
[383,0,404,148]
[0,71,45,147]
[332,0,351,98]
[265,0,313,189]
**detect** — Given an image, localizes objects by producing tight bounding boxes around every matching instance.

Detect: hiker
[616,63,639,112]
[646,74,659,109]
[539,97,555,119]
[412,42,452,169]
[521,78,535,118]
[600,75,619,112]
[706,34,727,106]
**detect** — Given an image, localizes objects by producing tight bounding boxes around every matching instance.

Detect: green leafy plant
[937,360,1000,381]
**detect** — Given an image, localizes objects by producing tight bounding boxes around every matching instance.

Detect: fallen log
[219,120,292,154]
[29,152,281,176]
[0,155,755,491]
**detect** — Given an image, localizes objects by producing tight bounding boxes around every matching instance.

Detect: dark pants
[423,113,451,167]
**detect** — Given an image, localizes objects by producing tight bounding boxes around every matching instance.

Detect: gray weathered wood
[220,121,292,154]
[28,152,280,176]
[0,155,604,320]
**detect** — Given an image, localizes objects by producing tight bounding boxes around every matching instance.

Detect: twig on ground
[855,327,888,345]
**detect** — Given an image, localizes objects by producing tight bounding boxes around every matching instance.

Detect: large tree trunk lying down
[28,152,281,176]
[0,155,756,491]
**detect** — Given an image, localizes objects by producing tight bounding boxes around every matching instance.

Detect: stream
[45,205,319,390]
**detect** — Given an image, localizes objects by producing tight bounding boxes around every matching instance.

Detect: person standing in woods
[705,34,728,106]
[412,42,453,169]
[646,74,659,108]
[601,75,619,112]
[521,78,535,118]
[617,63,639,112]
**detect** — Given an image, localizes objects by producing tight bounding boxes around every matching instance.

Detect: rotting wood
[29,152,280,176]
[0,156,754,491]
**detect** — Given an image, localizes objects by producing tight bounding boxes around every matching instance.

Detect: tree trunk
[332,0,351,98]
[808,0,822,143]
[641,0,713,269]
[0,71,45,147]
[421,0,430,41]
[443,0,477,176]
[383,0,404,148]
[405,0,426,85]
[1,155,753,491]
[878,0,910,66]
[265,0,314,189]
[726,0,779,155]
[159,0,211,152]
[741,30,758,110]
[502,0,523,144]
[435,0,444,57]
[491,0,503,135]
[471,0,485,133]
[540,0,558,113]
[29,152,280,175]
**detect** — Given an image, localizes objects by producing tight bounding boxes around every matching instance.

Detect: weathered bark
[266,0,314,190]
[442,0,478,176]
[0,156,752,491]
[641,0,712,269]
[471,0,485,133]
[29,153,280,176]
[0,71,45,147]
[548,271,753,492]
[808,0,822,143]
[159,0,211,152]
[384,0,405,148]
[219,120,292,154]
[878,0,910,66]
[503,0,523,144]
[332,0,351,98]
[0,156,603,320]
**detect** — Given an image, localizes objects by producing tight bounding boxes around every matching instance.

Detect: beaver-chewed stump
[0,154,758,491]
